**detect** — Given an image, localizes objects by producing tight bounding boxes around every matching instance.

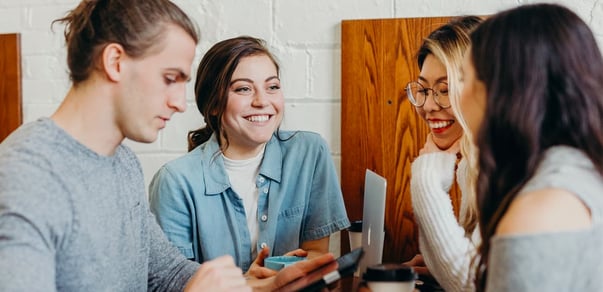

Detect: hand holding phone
[271,253,338,292]
[275,248,365,292]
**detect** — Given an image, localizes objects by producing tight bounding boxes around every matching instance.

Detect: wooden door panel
[341,17,461,263]
[341,19,385,226]
[0,33,22,142]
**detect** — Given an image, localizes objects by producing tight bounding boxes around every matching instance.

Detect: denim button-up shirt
[149,131,350,271]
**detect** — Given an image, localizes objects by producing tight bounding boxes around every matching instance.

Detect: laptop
[357,169,387,277]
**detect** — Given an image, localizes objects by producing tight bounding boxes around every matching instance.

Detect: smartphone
[274,247,364,292]
[299,247,365,292]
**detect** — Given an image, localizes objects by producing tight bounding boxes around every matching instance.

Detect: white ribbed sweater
[410,152,480,292]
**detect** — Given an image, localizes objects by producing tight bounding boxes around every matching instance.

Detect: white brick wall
[2,0,603,255]
[3,0,603,186]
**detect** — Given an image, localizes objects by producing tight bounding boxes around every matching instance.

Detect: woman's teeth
[429,120,453,129]
[247,115,269,122]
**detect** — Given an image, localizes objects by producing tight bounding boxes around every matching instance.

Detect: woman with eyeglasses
[403,16,483,292]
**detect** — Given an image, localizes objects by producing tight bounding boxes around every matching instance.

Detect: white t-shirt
[222,149,264,258]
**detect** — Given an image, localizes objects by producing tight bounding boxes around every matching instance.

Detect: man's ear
[102,43,126,82]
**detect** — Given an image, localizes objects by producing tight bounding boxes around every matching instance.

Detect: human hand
[184,255,250,292]
[404,254,442,290]
[419,134,461,156]
[248,253,337,292]
[246,246,276,279]
[272,252,336,292]
[402,254,430,276]
[283,248,310,257]
[247,246,309,279]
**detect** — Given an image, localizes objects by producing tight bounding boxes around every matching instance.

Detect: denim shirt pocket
[278,205,304,220]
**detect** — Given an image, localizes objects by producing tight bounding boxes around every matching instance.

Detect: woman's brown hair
[188,36,279,152]
[470,4,603,290]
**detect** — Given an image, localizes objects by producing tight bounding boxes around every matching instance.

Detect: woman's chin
[432,136,459,151]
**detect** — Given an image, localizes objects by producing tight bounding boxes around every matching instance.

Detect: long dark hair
[471,4,603,290]
[188,36,280,151]
[53,0,198,85]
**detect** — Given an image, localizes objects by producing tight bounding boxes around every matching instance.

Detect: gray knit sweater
[0,118,199,291]
[486,146,603,291]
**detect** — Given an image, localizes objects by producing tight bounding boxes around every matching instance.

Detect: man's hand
[184,255,250,292]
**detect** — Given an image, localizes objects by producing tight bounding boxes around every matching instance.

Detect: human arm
[146,200,200,291]
[146,192,251,291]
[496,188,591,236]
[0,206,58,292]
[301,236,329,259]
[0,168,68,292]
[148,165,196,259]
[486,189,600,291]
[301,133,350,247]
[486,189,592,291]
[410,136,476,291]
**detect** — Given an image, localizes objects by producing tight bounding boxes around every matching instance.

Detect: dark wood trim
[0,33,22,142]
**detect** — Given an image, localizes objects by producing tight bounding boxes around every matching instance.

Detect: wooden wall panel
[341,19,384,227]
[0,33,22,142]
[341,17,461,263]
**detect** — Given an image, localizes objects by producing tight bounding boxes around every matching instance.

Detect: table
[329,276,444,292]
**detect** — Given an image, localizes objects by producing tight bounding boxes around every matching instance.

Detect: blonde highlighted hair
[417,16,482,235]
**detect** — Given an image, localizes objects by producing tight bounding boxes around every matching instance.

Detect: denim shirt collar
[258,134,282,183]
[200,133,283,195]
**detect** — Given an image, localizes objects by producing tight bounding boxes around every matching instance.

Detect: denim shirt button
[261,214,268,221]
[263,188,268,193]
[259,177,265,183]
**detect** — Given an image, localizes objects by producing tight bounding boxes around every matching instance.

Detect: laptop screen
[358,169,387,277]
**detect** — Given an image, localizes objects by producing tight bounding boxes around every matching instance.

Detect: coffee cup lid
[347,220,363,232]
[362,264,418,282]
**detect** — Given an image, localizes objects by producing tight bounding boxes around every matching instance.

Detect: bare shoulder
[496,188,592,236]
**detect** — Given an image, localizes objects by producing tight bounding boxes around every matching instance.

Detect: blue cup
[264,256,306,271]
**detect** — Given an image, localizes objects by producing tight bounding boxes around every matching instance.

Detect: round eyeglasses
[404,81,451,108]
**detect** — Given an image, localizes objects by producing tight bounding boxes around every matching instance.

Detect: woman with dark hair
[460,3,603,291]
[149,36,350,276]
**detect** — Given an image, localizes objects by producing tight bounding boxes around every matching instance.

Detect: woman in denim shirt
[149,36,350,276]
